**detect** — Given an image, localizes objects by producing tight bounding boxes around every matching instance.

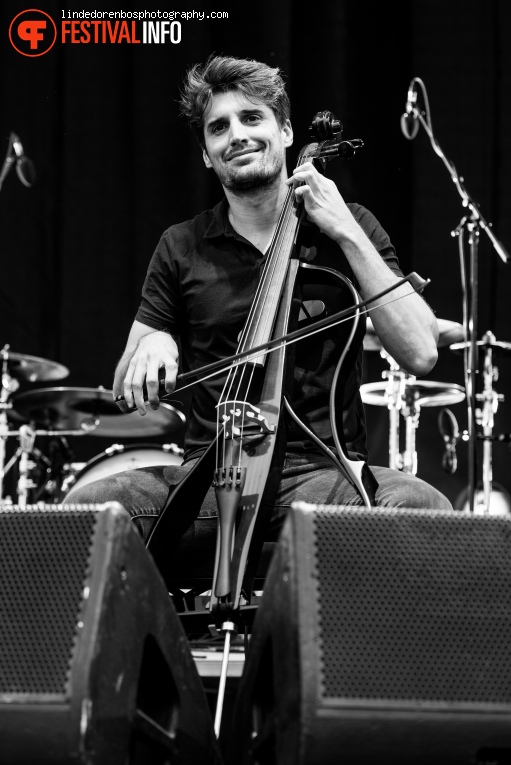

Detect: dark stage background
[1,0,510,505]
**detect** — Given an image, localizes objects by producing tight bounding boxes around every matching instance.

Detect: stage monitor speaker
[0,503,220,765]
[228,504,511,765]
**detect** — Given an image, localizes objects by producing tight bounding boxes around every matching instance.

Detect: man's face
[202,90,293,192]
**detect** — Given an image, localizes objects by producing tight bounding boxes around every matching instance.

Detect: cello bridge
[217,400,276,440]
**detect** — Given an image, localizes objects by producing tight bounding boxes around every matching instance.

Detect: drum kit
[0,344,184,507]
[1,315,510,512]
[361,318,511,513]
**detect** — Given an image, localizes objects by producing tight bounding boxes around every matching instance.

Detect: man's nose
[228,118,249,143]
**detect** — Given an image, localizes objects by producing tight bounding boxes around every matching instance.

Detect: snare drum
[62,443,183,497]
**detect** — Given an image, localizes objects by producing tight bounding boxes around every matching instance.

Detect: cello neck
[237,148,311,366]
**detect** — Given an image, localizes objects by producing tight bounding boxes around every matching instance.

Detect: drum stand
[0,349,19,501]
[401,388,421,476]
[381,351,406,471]
[363,349,466,477]
[0,357,91,504]
[476,331,504,513]
[380,350,420,475]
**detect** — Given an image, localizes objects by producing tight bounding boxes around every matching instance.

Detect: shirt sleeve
[135,229,183,335]
[351,203,403,277]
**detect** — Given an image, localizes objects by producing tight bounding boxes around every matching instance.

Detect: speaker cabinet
[0,503,220,764]
[228,504,511,765]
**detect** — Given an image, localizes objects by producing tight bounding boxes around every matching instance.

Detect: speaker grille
[0,507,99,696]
[311,507,511,704]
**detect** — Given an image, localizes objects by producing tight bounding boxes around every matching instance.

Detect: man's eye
[212,123,226,133]
[246,114,261,123]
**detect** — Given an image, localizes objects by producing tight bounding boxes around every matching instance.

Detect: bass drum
[62,443,183,498]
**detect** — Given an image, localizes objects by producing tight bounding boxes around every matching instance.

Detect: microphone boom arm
[407,78,508,264]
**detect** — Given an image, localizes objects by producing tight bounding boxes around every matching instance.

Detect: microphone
[438,408,459,474]
[400,81,420,140]
[11,133,36,187]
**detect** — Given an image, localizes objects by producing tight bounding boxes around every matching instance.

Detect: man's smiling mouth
[226,147,262,161]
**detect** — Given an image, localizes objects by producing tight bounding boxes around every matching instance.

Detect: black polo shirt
[136,198,402,461]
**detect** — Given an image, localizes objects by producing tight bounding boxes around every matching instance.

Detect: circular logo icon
[9,9,57,57]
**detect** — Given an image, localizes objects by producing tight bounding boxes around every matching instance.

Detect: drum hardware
[402,77,509,513]
[450,335,511,355]
[5,383,186,504]
[438,407,460,474]
[450,330,508,514]
[361,345,465,475]
[17,424,37,508]
[0,345,70,383]
[1,352,186,504]
[12,387,185,438]
[0,345,69,502]
[364,316,466,470]
[380,350,407,471]
[454,483,511,516]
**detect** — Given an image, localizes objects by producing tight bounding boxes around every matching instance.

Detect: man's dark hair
[180,55,291,147]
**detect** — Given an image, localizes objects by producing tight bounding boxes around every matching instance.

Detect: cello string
[215,170,301,467]
[234,184,294,353]
[234,146,308,361]
[219,157,309,462]
[235,148,306,348]
[215,187,294,413]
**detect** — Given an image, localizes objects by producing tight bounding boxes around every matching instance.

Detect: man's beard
[218,153,284,193]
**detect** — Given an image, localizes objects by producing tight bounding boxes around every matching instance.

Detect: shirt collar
[203,198,238,239]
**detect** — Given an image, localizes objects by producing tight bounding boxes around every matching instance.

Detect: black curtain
[1,0,510,503]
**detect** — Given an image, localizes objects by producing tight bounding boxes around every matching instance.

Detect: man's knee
[374,468,453,510]
[65,478,118,506]
[407,481,453,511]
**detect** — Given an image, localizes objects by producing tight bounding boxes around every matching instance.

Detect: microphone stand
[0,132,35,193]
[405,78,509,513]
[0,133,18,193]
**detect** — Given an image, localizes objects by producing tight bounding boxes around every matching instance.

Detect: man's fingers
[130,356,149,414]
[120,333,179,415]
[145,360,162,409]
[294,185,316,206]
[123,357,137,409]
[164,360,178,394]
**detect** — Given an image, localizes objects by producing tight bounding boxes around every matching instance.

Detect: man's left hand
[286,162,359,245]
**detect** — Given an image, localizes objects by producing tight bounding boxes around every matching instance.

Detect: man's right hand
[113,323,179,414]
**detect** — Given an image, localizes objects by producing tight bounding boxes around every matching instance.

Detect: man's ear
[202,147,213,169]
[282,119,293,148]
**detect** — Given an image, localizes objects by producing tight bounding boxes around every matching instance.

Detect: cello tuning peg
[309,111,343,141]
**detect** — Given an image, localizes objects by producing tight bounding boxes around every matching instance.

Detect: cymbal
[363,318,465,351]
[0,349,69,382]
[12,387,185,437]
[360,380,465,408]
[450,338,511,353]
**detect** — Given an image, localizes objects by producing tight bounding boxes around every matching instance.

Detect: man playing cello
[68,55,451,543]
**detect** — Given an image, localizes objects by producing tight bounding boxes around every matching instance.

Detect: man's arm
[288,163,438,376]
[114,319,179,414]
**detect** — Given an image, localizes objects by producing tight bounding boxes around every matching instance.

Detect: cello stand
[213,619,237,737]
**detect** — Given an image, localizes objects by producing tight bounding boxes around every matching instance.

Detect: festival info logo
[9,9,57,57]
